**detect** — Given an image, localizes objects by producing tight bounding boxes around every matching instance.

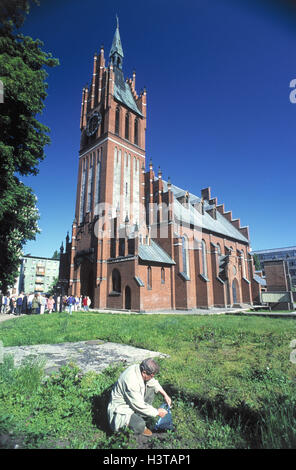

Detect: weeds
[0,313,296,448]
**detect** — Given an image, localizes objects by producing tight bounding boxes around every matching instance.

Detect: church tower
[67,19,147,306]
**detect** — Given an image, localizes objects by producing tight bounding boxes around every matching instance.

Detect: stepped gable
[161,180,249,243]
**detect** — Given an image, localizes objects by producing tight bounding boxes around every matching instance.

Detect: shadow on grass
[163,383,263,448]
[89,382,271,448]
[91,385,113,436]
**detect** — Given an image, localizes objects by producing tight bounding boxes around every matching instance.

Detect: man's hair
[140,358,160,375]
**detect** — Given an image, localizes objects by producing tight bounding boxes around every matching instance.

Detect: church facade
[59,22,258,311]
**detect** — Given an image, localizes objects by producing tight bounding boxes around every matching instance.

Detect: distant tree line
[52,250,60,260]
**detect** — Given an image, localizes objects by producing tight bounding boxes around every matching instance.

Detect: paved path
[0,313,18,323]
[240,311,296,317]
[93,307,252,315]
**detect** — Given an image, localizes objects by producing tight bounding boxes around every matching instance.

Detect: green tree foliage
[253,253,262,271]
[47,276,59,296]
[52,250,60,260]
[0,0,59,292]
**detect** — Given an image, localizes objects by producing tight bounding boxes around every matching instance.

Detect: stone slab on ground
[3,340,169,376]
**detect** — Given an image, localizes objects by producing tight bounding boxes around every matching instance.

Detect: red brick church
[59,21,259,311]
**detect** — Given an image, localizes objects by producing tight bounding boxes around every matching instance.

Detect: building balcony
[35,286,44,291]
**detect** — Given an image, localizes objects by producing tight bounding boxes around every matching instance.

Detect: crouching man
[107,358,172,436]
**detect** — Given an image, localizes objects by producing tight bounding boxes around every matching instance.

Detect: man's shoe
[142,427,153,436]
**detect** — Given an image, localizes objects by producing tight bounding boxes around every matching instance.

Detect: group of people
[63,295,92,315]
[0,293,92,315]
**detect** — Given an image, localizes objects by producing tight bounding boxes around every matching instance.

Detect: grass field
[0,311,296,449]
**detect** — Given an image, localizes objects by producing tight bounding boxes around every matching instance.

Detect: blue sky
[19,0,296,257]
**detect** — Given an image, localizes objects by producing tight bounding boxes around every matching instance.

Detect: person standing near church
[16,293,23,316]
[74,295,79,311]
[31,294,40,314]
[4,294,10,314]
[40,295,46,314]
[87,296,91,310]
[47,296,55,313]
[82,296,88,311]
[21,293,28,314]
[66,295,75,315]
[62,296,67,311]
[1,294,8,314]
[27,292,34,314]
[10,295,16,314]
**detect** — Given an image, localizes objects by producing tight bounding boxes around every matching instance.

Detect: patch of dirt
[0,433,26,449]
[135,431,169,449]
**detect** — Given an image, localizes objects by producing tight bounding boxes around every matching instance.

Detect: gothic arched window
[115,107,120,135]
[94,148,101,211]
[79,158,87,224]
[182,235,190,278]
[112,269,121,293]
[201,240,207,277]
[125,113,129,140]
[241,250,247,278]
[161,267,165,284]
[134,118,138,145]
[119,238,125,257]
[147,266,152,289]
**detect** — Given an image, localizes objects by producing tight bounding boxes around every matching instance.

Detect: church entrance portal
[80,259,94,307]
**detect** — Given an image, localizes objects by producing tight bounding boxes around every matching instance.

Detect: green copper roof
[253,273,266,286]
[109,19,124,58]
[109,19,142,116]
[114,68,143,116]
[139,239,175,265]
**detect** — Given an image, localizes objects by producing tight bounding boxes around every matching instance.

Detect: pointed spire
[109,16,124,69]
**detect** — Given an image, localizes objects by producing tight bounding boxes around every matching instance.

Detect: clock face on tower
[86,112,102,136]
